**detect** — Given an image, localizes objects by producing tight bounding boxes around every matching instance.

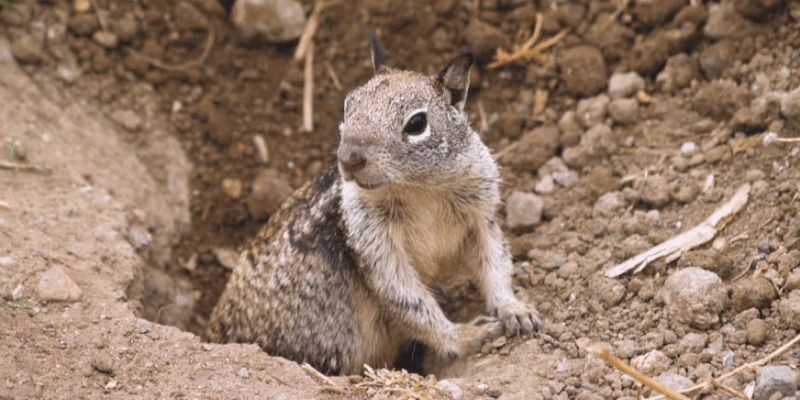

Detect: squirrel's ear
[365,30,388,74]
[435,51,475,111]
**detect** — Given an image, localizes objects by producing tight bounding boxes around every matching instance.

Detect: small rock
[91,358,114,375]
[754,365,798,400]
[552,170,579,187]
[656,373,695,392]
[732,277,777,312]
[664,267,728,329]
[74,0,92,12]
[68,13,100,36]
[746,319,768,345]
[213,248,240,270]
[592,276,626,307]
[11,33,45,64]
[221,178,243,199]
[678,332,707,354]
[785,270,800,292]
[744,168,766,182]
[505,191,544,231]
[484,388,502,399]
[557,261,578,279]
[779,290,800,329]
[111,110,143,132]
[500,125,560,172]
[608,71,645,99]
[111,14,139,42]
[128,225,152,250]
[246,169,294,220]
[704,2,757,39]
[780,86,800,123]
[231,0,306,43]
[575,95,609,128]
[593,192,626,218]
[175,1,209,31]
[463,19,510,61]
[639,175,671,208]
[92,31,119,49]
[105,380,118,390]
[558,45,608,98]
[633,0,687,26]
[558,110,583,147]
[656,53,697,92]
[614,339,639,359]
[631,350,670,375]
[492,336,507,348]
[535,175,555,194]
[608,98,639,124]
[438,380,463,399]
[692,80,752,120]
[37,266,83,302]
[238,367,250,379]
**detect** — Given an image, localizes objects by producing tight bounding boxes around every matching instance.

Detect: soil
[2,0,800,399]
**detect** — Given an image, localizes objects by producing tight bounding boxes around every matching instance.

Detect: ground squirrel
[207,34,541,375]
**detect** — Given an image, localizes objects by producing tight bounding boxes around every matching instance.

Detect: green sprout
[0,298,30,310]
[7,136,16,161]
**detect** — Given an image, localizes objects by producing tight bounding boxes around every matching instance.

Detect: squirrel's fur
[207,34,541,375]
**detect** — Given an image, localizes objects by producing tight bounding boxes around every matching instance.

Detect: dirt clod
[558,45,607,98]
[664,267,728,329]
[732,276,777,312]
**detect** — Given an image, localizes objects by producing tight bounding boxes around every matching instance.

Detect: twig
[596,0,632,33]
[763,132,800,145]
[300,363,346,394]
[477,99,489,133]
[646,332,800,400]
[605,184,751,277]
[252,134,269,163]
[323,61,342,90]
[89,0,109,32]
[588,346,693,400]
[301,42,314,133]
[130,29,215,72]
[294,0,340,63]
[710,380,750,399]
[0,160,51,173]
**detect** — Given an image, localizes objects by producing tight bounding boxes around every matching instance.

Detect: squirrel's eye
[403,113,427,135]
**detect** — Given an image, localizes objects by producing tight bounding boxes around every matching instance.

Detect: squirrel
[206,33,541,376]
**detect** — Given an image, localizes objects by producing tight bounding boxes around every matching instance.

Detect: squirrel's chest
[400,202,479,286]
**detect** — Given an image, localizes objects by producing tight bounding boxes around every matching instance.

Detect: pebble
[93,31,119,49]
[558,110,583,147]
[591,276,626,307]
[111,110,143,132]
[501,125,560,172]
[631,350,670,375]
[552,170,578,188]
[128,226,152,250]
[221,178,243,199]
[68,14,100,36]
[656,53,697,92]
[663,267,728,330]
[632,0,687,26]
[463,19,510,61]
[438,380,463,399]
[575,95,609,128]
[37,266,83,302]
[238,367,250,379]
[732,277,777,312]
[111,14,139,42]
[704,2,756,39]
[11,33,45,64]
[692,81,752,120]
[639,175,671,208]
[678,332,707,354]
[505,191,544,231]
[73,0,92,12]
[746,319,768,345]
[245,169,294,220]
[535,175,555,194]
[608,71,645,99]
[557,261,578,279]
[174,1,209,31]
[231,0,306,43]
[608,98,639,124]
[754,365,798,400]
[593,192,626,218]
[656,373,694,392]
[735,0,785,21]
[558,45,607,97]
[780,86,800,122]
[213,248,240,270]
[779,290,800,329]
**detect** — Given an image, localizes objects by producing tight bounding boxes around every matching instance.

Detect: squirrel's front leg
[353,224,502,360]
[478,220,542,336]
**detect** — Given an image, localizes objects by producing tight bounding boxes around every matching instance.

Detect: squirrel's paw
[492,300,541,337]
[455,315,504,356]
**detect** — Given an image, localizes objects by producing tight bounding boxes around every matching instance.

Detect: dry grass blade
[488,22,569,70]
[645,332,800,400]
[89,0,109,31]
[301,42,314,133]
[354,365,451,399]
[294,0,341,63]
[604,183,750,277]
[131,29,215,72]
[588,346,693,400]
[323,60,342,90]
[0,160,51,173]
[300,363,346,394]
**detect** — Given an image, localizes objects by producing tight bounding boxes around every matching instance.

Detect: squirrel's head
[337,32,478,192]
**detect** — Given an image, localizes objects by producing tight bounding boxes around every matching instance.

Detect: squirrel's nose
[337,144,367,174]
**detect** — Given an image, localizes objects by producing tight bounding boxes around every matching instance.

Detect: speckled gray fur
[207,37,540,375]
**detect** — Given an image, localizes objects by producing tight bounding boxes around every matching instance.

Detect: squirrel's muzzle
[337,143,368,176]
